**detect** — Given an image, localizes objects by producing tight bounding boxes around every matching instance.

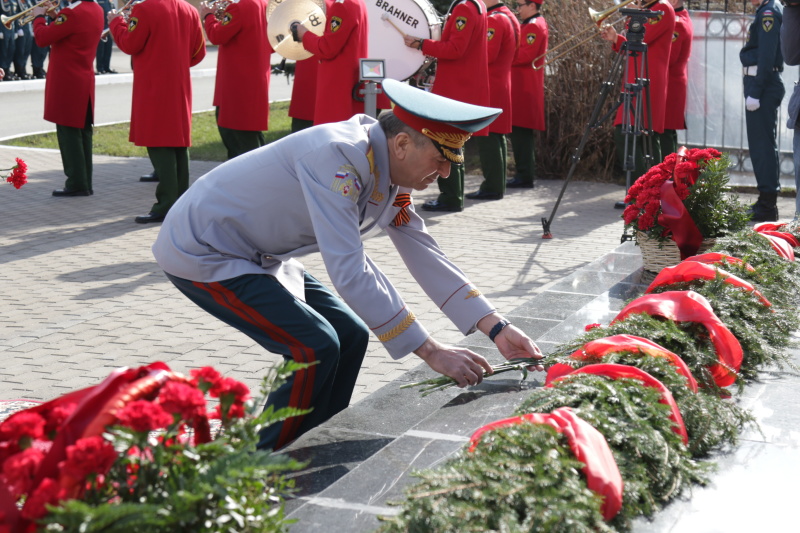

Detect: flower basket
[623,147,749,269]
[638,231,716,274]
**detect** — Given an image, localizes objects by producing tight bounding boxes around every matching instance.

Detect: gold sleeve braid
[376,311,417,342]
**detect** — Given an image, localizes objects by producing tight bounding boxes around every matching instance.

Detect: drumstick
[381,13,407,39]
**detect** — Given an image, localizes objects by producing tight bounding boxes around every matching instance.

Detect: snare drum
[366,0,442,81]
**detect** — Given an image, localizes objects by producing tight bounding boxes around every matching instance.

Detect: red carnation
[60,436,118,481]
[0,411,46,444]
[2,447,46,498]
[210,402,246,421]
[157,381,207,422]
[210,377,250,404]
[117,400,174,432]
[584,323,601,332]
[7,158,27,189]
[43,403,77,439]
[21,477,65,520]
[190,366,223,393]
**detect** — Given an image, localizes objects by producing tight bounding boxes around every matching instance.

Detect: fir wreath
[389,221,800,532]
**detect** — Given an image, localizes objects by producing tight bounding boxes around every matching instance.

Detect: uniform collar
[363,122,395,230]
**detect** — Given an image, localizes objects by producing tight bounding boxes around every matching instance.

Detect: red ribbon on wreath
[546,334,698,392]
[0,362,212,532]
[656,147,704,259]
[612,291,743,387]
[468,407,623,521]
[753,222,800,248]
[644,261,772,308]
[684,252,756,272]
[756,232,795,261]
[546,363,689,446]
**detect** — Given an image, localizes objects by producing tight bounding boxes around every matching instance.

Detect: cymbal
[267,0,325,22]
[267,0,326,61]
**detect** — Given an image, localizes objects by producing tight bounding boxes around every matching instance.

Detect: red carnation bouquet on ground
[0,362,304,533]
[2,158,27,189]
[622,148,750,258]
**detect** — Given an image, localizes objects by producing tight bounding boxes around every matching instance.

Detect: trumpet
[532,0,655,70]
[203,0,232,20]
[100,0,138,42]
[1,0,57,29]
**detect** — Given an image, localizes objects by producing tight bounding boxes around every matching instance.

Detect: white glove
[746,96,761,112]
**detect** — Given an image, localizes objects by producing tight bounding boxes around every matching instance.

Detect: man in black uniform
[781,0,800,220]
[741,0,785,222]
[95,0,115,74]
[0,0,19,81]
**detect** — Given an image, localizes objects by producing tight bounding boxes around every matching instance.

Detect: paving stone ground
[0,144,794,411]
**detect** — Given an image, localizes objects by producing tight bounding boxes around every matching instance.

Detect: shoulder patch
[649,12,663,24]
[54,13,67,24]
[526,32,536,45]
[455,16,467,31]
[487,27,495,40]
[128,17,138,31]
[330,166,362,202]
[330,15,342,32]
[221,12,232,25]
[763,16,775,32]
[672,30,678,42]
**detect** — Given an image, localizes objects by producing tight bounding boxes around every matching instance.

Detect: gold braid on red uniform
[392,193,412,226]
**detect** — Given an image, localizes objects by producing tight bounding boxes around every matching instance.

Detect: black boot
[748,192,779,222]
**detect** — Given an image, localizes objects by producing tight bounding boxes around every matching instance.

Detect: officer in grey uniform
[741,0,785,222]
[781,0,800,220]
[152,79,545,451]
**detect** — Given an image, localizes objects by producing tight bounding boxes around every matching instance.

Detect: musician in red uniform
[466,0,519,200]
[297,0,368,125]
[507,0,547,189]
[601,0,675,178]
[660,0,693,157]
[404,0,490,212]
[32,0,104,197]
[289,57,320,132]
[200,0,272,160]
[109,0,206,224]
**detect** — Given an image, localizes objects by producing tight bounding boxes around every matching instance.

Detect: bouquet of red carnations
[0,362,304,533]
[622,148,750,259]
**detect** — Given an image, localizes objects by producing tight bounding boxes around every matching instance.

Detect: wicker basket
[637,231,716,274]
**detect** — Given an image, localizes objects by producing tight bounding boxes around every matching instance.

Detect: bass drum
[366,0,441,81]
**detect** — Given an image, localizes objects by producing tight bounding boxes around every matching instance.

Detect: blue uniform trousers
[745,72,785,194]
[165,271,369,451]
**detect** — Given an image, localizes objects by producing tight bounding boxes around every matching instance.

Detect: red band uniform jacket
[511,14,549,131]
[486,4,518,134]
[664,6,693,130]
[289,57,320,122]
[511,13,547,131]
[422,0,490,119]
[302,0,368,125]
[204,0,272,132]
[611,0,675,133]
[33,1,104,128]
[110,0,206,147]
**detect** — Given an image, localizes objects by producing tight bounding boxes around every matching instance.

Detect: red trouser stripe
[194,281,316,448]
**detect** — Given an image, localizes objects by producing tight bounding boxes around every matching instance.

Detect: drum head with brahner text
[267,0,326,20]
[366,0,441,81]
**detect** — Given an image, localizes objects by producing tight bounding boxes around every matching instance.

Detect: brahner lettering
[375,0,420,28]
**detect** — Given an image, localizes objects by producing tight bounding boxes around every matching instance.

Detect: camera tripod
[541,8,657,239]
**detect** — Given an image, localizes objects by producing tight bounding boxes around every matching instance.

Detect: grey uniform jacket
[152,115,495,359]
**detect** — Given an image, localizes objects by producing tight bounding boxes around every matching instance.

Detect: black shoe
[749,208,779,222]
[32,68,46,79]
[139,172,159,182]
[465,190,503,200]
[135,212,166,224]
[506,178,534,189]
[421,200,462,212]
[106,69,118,74]
[747,193,779,222]
[52,188,92,197]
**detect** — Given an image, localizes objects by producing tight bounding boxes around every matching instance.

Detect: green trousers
[216,107,266,160]
[508,126,535,184]
[291,118,314,133]
[657,130,679,160]
[614,125,662,182]
[56,105,93,192]
[436,161,464,209]
[477,132,508,195]
[147,147,190,216]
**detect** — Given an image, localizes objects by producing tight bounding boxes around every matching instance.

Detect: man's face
[389,133,452,191]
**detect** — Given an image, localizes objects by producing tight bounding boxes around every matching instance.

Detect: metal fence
[679,10,799,179]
